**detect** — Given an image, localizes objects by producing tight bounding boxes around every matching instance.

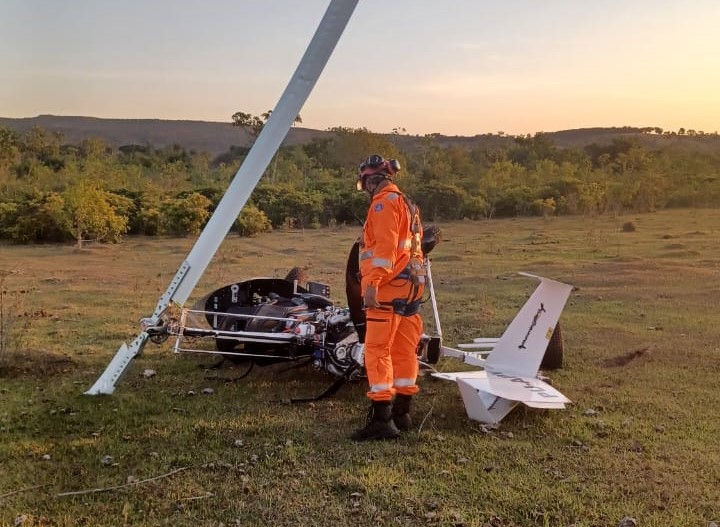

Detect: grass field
[1,209,719,527]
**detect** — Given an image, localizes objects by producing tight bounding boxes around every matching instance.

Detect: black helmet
[357,154,401,190]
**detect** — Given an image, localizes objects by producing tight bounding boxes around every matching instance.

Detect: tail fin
[484,273,572,378]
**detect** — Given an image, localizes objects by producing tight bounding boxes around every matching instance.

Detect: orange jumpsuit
[360,183,424,402]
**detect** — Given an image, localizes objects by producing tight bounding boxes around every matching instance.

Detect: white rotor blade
[86,0,359,395]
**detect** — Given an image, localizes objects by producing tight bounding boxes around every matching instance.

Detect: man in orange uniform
[351,154,425,441]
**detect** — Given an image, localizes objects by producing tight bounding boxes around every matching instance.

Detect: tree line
[0,121,719,247]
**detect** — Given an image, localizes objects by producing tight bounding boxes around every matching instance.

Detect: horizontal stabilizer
[525,400,567,409]
[435,370,569,405]
[458,342,495,349]
[434,371,492,381]
[472,338,500,344]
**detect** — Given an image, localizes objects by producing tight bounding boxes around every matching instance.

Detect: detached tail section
[433,273,573,424]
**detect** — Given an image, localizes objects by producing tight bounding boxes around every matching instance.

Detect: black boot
[350,401,400,441]
[392,394,413,431]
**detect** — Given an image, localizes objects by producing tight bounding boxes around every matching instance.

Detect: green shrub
[235,202,272,237]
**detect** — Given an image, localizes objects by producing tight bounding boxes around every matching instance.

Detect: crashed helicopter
[85,0,573,424]
[172,259,572,425]
[91,228,574,425]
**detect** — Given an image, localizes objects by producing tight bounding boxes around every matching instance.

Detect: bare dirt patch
[602,347,652,367]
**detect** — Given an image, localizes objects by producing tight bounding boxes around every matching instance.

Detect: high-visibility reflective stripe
[393,378,416,388]
[398,238,411,250]
[370,383,392,392]
[360,249,373,260]
[386,192,399,201]
[371,257,392,269]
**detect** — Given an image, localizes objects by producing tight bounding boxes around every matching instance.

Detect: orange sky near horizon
[2,0,719,136]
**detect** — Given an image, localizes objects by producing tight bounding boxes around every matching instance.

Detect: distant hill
[2,115,718,156]
[0,115,331,156]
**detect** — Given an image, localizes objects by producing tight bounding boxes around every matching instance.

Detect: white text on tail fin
[484,273,572,377]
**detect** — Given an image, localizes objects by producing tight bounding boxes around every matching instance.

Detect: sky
[2,0,719,136]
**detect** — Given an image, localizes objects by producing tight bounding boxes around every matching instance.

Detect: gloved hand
[363,285,380,308]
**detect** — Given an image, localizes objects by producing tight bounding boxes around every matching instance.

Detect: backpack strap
[400,194,423,260]
[397,193,427,305]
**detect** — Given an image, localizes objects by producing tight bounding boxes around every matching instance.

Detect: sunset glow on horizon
[3,0,719,136]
